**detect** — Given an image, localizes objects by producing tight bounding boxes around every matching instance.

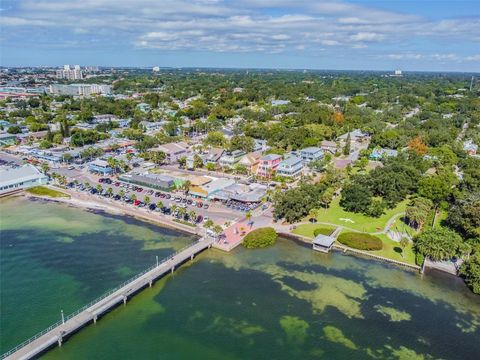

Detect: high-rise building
[394,69,402,76]
[153,66,160,72]
[49,84,112,96]
[56,65,83,80]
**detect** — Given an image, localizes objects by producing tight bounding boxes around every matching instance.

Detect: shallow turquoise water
[1,197,479,359]
[0,197,196,353]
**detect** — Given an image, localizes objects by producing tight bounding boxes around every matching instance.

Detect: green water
[0,197,196,353]
[1,197,479,359]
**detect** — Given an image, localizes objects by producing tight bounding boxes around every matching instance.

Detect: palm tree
[41,162,50,174]
[212,225,223,237]
[203,219,214,229]
[107,157,117,174]
[170,204,178,213]
[130,193,137,202]
[126,152,134,163]
[189,210,197,222]
[182,180,191,195]
[85,181,90,189]
[309,208,319,221]
[119,189,126,198]
[96,184,102,193]
[399,237,409,258]
[246,211,252,221]
[178,207,187,218]
[144,196,151,206]
[157,201,164,209]
[107,187,113,197]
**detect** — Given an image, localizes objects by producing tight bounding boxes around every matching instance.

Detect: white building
[0,164,48,195]
[49,84,112,96]
[56,65,83,80]
[153,66,160,72]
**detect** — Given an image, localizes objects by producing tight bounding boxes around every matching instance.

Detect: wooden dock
[1,238,214,360]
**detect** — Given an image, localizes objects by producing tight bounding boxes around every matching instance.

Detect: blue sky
[1,0,479,72]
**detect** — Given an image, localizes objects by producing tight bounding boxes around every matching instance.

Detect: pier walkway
[2,238,214,360]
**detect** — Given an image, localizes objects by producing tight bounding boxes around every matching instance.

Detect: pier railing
[0,240,202,359]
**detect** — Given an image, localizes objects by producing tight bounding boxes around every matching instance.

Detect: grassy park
[26,186,70,199]
[313,197,408,233]
[292,224,336,238]
[372,234,416,265]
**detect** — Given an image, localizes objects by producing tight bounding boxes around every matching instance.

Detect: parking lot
[65,175,253,226]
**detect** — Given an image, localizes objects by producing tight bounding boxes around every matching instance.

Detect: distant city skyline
[1,0,479,72]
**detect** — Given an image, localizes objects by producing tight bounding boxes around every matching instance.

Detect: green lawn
[26,186,70,198]
[292,224,336,238]
[370,234,416,265]
[314,197,408,233]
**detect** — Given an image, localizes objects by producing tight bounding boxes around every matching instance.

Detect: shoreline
[4,188,461,279]
[20,187,203,238]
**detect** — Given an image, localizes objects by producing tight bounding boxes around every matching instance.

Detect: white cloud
[1,0,478,63]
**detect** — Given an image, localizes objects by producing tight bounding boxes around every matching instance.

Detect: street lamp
[156,255,159,267]
[61,309,65,324]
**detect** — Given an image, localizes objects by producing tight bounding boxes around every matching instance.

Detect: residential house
[219,150,245,168]
[204,148,224,164]
[299,147,324,163]
[92,114,118,124]
[154,142,188,164]
[253,139,270,152]
[256,154,282,178]
[276,155,304,178]
[463,140,478,156]
[271,99,290,106]
[139,121,165,133]
[369,148,398,160]
[238,152,261,174]
[137,103,151,113]
[338,129,370,151]
[320,140,338,154]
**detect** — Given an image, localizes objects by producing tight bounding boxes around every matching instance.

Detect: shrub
[337,232,383,251]
[415,252,425,266]
[313,227,333,237]
[243,227,278,249]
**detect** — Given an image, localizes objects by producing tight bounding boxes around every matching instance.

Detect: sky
[1,0,479,72]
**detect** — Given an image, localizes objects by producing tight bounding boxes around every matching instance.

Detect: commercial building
[120,173,175,191]
[56,65,83,80]
[154,142,188,163]
[0,133,18,146]
[189,178,235,199]
[88,159,113,175]
[276,155,304,178]
[49,84,112,96]
[0,164,48,195]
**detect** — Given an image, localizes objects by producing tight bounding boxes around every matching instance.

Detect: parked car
[148,203,157,211]
[196,215,203,223]
[203,204,209,209]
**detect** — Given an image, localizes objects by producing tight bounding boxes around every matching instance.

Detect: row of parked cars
[68,181,207,225]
